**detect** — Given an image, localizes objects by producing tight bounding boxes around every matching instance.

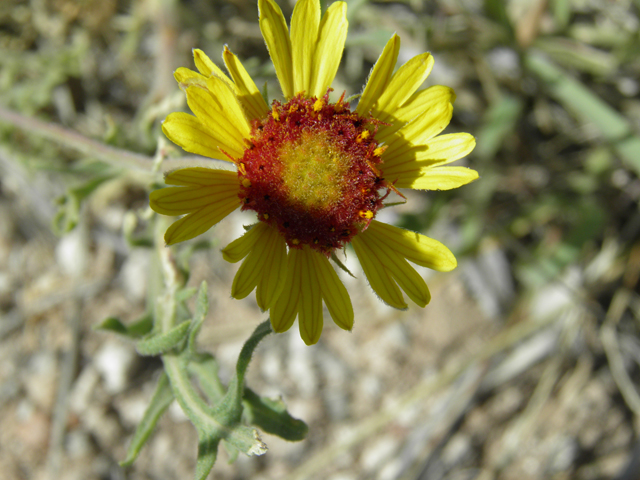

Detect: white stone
[94,340,137,394]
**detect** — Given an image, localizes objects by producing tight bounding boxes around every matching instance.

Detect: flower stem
[0,106,228,173]
[0,105,153,171]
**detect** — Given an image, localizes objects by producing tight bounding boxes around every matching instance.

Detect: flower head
[150,0,478,345]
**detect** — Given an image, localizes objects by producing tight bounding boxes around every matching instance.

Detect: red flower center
[237,92,390,256]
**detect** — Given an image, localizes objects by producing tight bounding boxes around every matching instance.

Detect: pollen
[356,130,370,143]
[237,92,392,255]
[374,146,387,157]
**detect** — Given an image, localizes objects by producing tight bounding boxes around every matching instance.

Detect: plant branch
[0,106,229,173]
[0,105,153,171]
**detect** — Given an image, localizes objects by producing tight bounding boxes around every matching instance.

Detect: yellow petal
[193,48,235,89]
[149,185,239,215]
[378,96,453,148]
[221,222,267,263]
[223,46,270,121]
[230,225,285,302]
[394,165,479,190]
[270,250,301,333]
[290,0,320,95]
[203,75,252,136]
[356,34,400,116]
[310,251,353,331]
[231,247,263,299]
[255,228,288,310]
[174,67,208,91]
[259,0,294,99]
[374,52,434,122]
[185,85,249,158]
[394,85,455,124]
[383,133,476,171]
[163,198,239,245]
[162,112,235,161]
[164,167,237,187]
[377,85,454,140]
[366,221,457,272]
[365,232,430,307]
[298,248,323,345]
[308,1,348,99]
[352,234,407,309]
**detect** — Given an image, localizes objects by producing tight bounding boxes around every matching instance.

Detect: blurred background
[1,0,640,479]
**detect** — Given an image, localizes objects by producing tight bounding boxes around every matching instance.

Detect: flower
[150,0,478,345]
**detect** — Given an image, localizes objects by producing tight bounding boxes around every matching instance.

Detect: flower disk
[238,92,389,255]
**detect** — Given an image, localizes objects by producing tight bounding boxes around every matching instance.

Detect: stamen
[238,93,388,256]
[374,146,387,157]
[356,130,370,143]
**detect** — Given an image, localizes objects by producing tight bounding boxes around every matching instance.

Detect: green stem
[0,105,153,171]
[153,221,267,456]
[220,320,272,418]
[0,106,230,173]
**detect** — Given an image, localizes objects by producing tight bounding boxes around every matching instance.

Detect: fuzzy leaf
[194,436,219,480]
[188,281,209,352]
[120,373,174,466]
[95,316,128,335]
[137,320,191,356]
[53,175,113,234]
[94,312,153,339]
[176,286,198,303]
[187,353,225,403]
[243,388,308,441]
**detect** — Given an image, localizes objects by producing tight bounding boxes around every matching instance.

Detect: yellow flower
[150,0,478,345]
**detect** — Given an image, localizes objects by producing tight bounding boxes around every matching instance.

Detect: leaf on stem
[188,281,209,353]
[120,373,174,467]
[94,312,153,339]
[137,320,191,356]
[243,387,308,441]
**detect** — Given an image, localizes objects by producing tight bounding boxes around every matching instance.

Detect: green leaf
[159,322,271,480]
[475,95,523,163]
[188,282,209,353]
[533,37,616,76]
[221,440,240,464]
[243,388,308,441]
[483,0,514,37]
[187,353,226,403]
[127,312,155,338]
[525,52,640,176]
[52,175,113,234]
[217,321,273,420]
[194,436,219,480]
[176,286,198,304]
[94,312,153,339]
[120,373,174,467]
[219,424,267,455]
[137,320,191,356]
[94,317,128,335]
